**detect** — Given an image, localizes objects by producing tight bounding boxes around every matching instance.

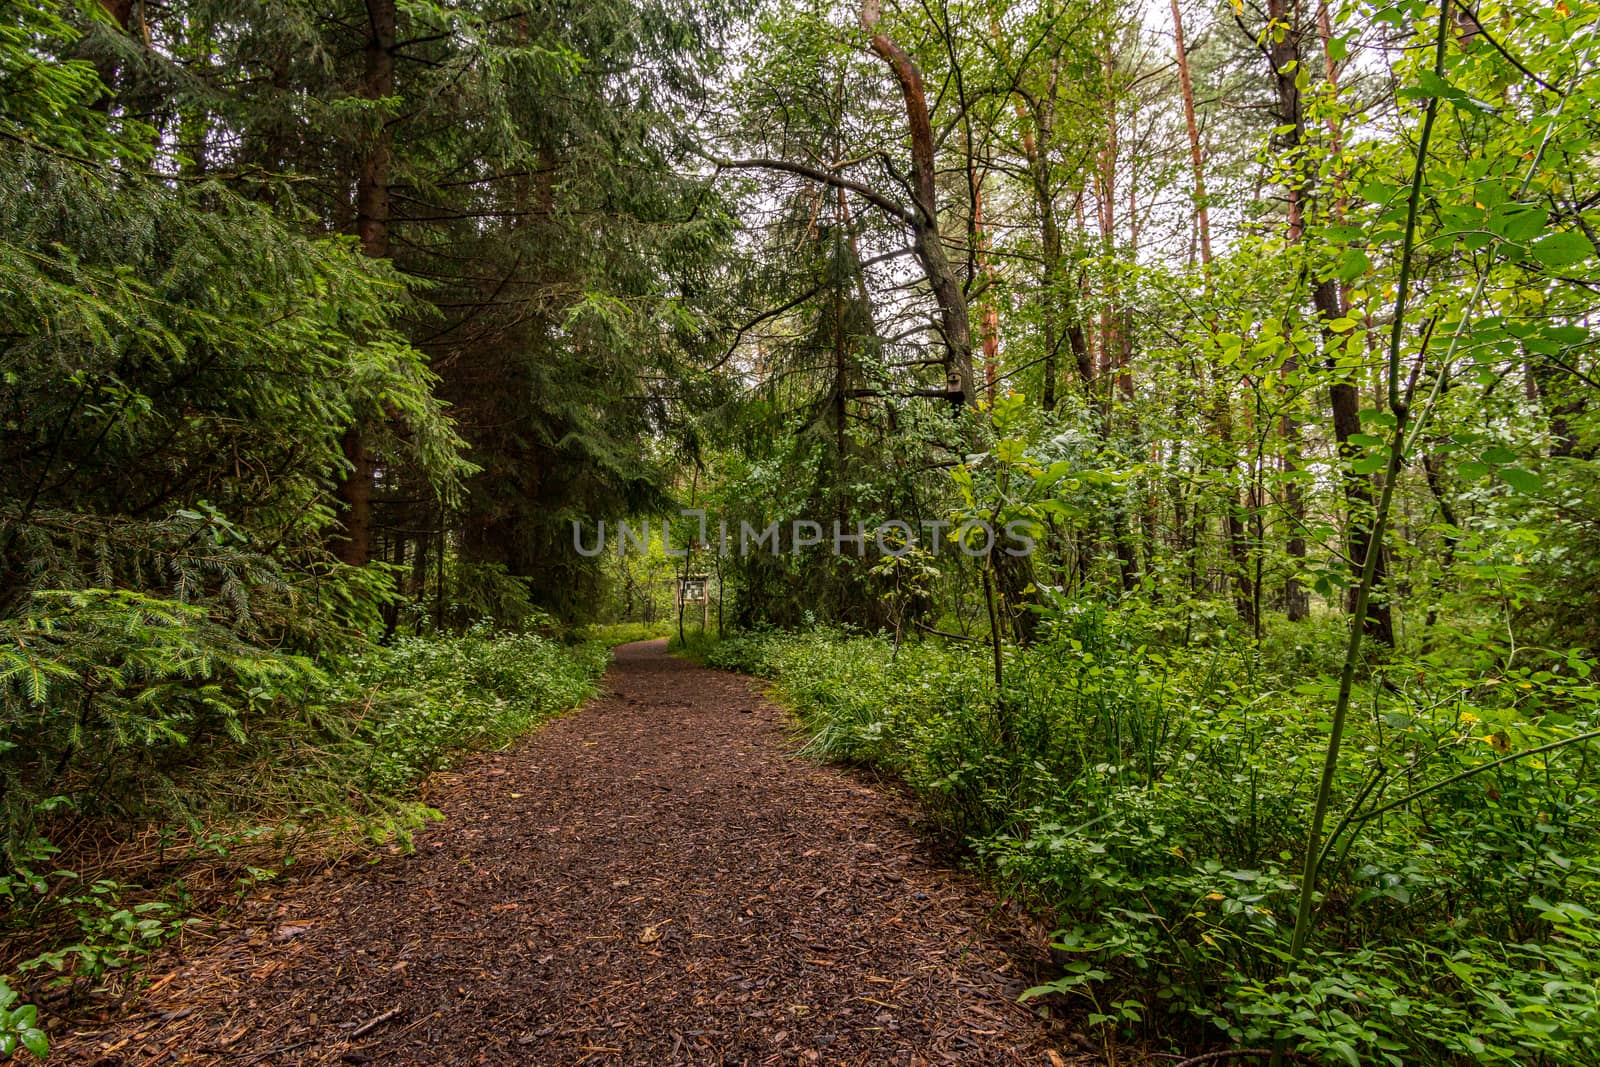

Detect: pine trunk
[862,8,976,405]
[331,0,396,567]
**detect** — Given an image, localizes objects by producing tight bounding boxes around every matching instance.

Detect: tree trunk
[1259,0,1390,639]
[1092,40,1142,591]
[1214,382,1256,629]
[1265,0,1315,623]
[1019,102,1092,404]
[862,7,975,405]
[1175,0,1259,623]
[972,173,1000,405]
[1170,0,1212,265]
[965,136,1039,637]
[330,0,396,567]
[1528,343,1590,459]
[1325,316,1393,645]
[1096,41,1118,405]
[332,428,374,566]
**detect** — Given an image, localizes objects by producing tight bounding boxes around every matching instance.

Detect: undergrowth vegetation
[0,622,604,1053]
[706,620,1600,1066]
[668,625,724,659]
[579,621,676,647]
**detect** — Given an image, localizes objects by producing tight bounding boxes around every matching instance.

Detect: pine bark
[1015,93,1092,406]
[1170,0,1212,265]
[331,0,396,567]
[972,174,1000,405]
[862,8,976,405]
[1258,0,1390,639]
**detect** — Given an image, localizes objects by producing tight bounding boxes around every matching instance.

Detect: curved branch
[708,156,914,225]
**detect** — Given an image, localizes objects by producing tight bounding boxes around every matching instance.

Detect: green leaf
[1358,182,1401,206]
[1335,248,1371,282]
[1358,408,1397,428]
[1414,69,1450,99]
[1330,1040,1362,1067]
[1489,204,1548,243]
[1498,467,1541,494]
[1456,461,1491,480]
[22,1028,48,1058]
[1530,231,1593,269]
[1351,454,1387,475]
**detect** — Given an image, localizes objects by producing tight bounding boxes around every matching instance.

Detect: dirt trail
[51,641,1080,1066]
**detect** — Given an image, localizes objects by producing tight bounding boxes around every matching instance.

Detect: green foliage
[0,1,136,162]
[708,620,1600,1065]
[0,625,604,1032]
[7,0,1600,1060]
[0,974,47,1059]
[433,562,554,636]
[0,143,471,566]
[668,623,724,661]
[1,0,716,1036]
[579,621,674,646]
[3,843,191,985]
[339,626,605,795]
[0,586,322,854]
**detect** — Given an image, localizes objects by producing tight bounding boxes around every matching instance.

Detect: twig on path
[386,1008,440,1043]
[349,1006,403,1038]
[136,1031,187,1066]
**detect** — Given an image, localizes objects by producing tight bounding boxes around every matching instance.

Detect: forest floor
[45,641,1095,1066]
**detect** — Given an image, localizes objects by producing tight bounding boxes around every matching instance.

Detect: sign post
[678,575,710,633]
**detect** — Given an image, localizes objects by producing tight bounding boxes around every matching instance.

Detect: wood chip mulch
[43,640,1101,1066]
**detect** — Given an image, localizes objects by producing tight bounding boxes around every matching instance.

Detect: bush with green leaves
[0,586,325,852]
[2,838,190,988]
[706,619,1600,1065]
[667,624,724,660]
[0,621,606,853]
[339,626,606,795]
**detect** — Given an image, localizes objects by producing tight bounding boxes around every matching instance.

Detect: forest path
[51,641,1079,1066]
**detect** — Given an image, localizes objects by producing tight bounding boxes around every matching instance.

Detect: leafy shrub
[2,840,190,986]
[705,620,1600,1065]
[341,626,605,794]
[435,563,557,635]
[701,630,776,673]
[667,624,723,660]
[0,975,47,1059]
[0,587,325,856]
